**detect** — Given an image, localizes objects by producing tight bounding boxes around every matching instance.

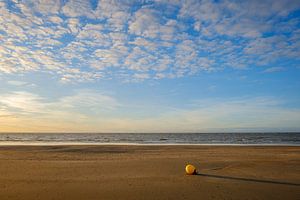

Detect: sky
[0,0,300,133]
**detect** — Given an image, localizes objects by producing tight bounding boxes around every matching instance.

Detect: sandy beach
[0,145,299,200]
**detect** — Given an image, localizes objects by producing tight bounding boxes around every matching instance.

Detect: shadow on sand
[196,173,300,186]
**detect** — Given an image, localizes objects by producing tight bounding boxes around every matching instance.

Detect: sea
[0,132,299,145]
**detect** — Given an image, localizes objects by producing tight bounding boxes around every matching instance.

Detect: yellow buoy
[185,164,196,175]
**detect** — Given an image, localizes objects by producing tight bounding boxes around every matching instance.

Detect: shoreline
[0,142,299,146]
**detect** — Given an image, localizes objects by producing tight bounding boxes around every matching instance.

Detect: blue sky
[0,0,300,132]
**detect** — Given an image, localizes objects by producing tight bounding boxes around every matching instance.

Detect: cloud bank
[0,90,299,132]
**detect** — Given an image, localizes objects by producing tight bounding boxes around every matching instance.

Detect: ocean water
[0,133,299,145]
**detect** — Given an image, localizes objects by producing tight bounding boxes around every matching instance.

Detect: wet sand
[0,145,299,200]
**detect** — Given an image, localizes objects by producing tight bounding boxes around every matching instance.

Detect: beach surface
[0,145,299,200]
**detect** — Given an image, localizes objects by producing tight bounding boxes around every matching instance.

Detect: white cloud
[130,37,158,51]
[94,0,133,19]
[0,90,119,116]
[57,90,120,111]
[107,11,131,31]
[6,80,33,87]
[132,73,150,80]
[62,0,94,18]
[129,8,161,38]
[67,18,81,35]
[0,91,46,114]
[263,67,285,73]
[0,0,299,83]
[76,24,111,47]
[0,90,299,132]
[124,47,156,72]
[93,47,126,69]
[48,16,63,24]
[0,90,122,132]
[128,8,178,41]
[59,71,103,83]
[28,0,61,15]
[179,0,300,39]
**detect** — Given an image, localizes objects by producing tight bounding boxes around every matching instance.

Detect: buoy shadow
[196,173,300,186]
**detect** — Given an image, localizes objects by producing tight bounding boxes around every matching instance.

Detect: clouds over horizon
[0,90,299,132]
[1,0,300,83]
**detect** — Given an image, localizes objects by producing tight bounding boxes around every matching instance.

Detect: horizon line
[0,131,299,134]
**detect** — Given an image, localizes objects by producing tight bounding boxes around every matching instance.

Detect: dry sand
[0,145,299,200]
